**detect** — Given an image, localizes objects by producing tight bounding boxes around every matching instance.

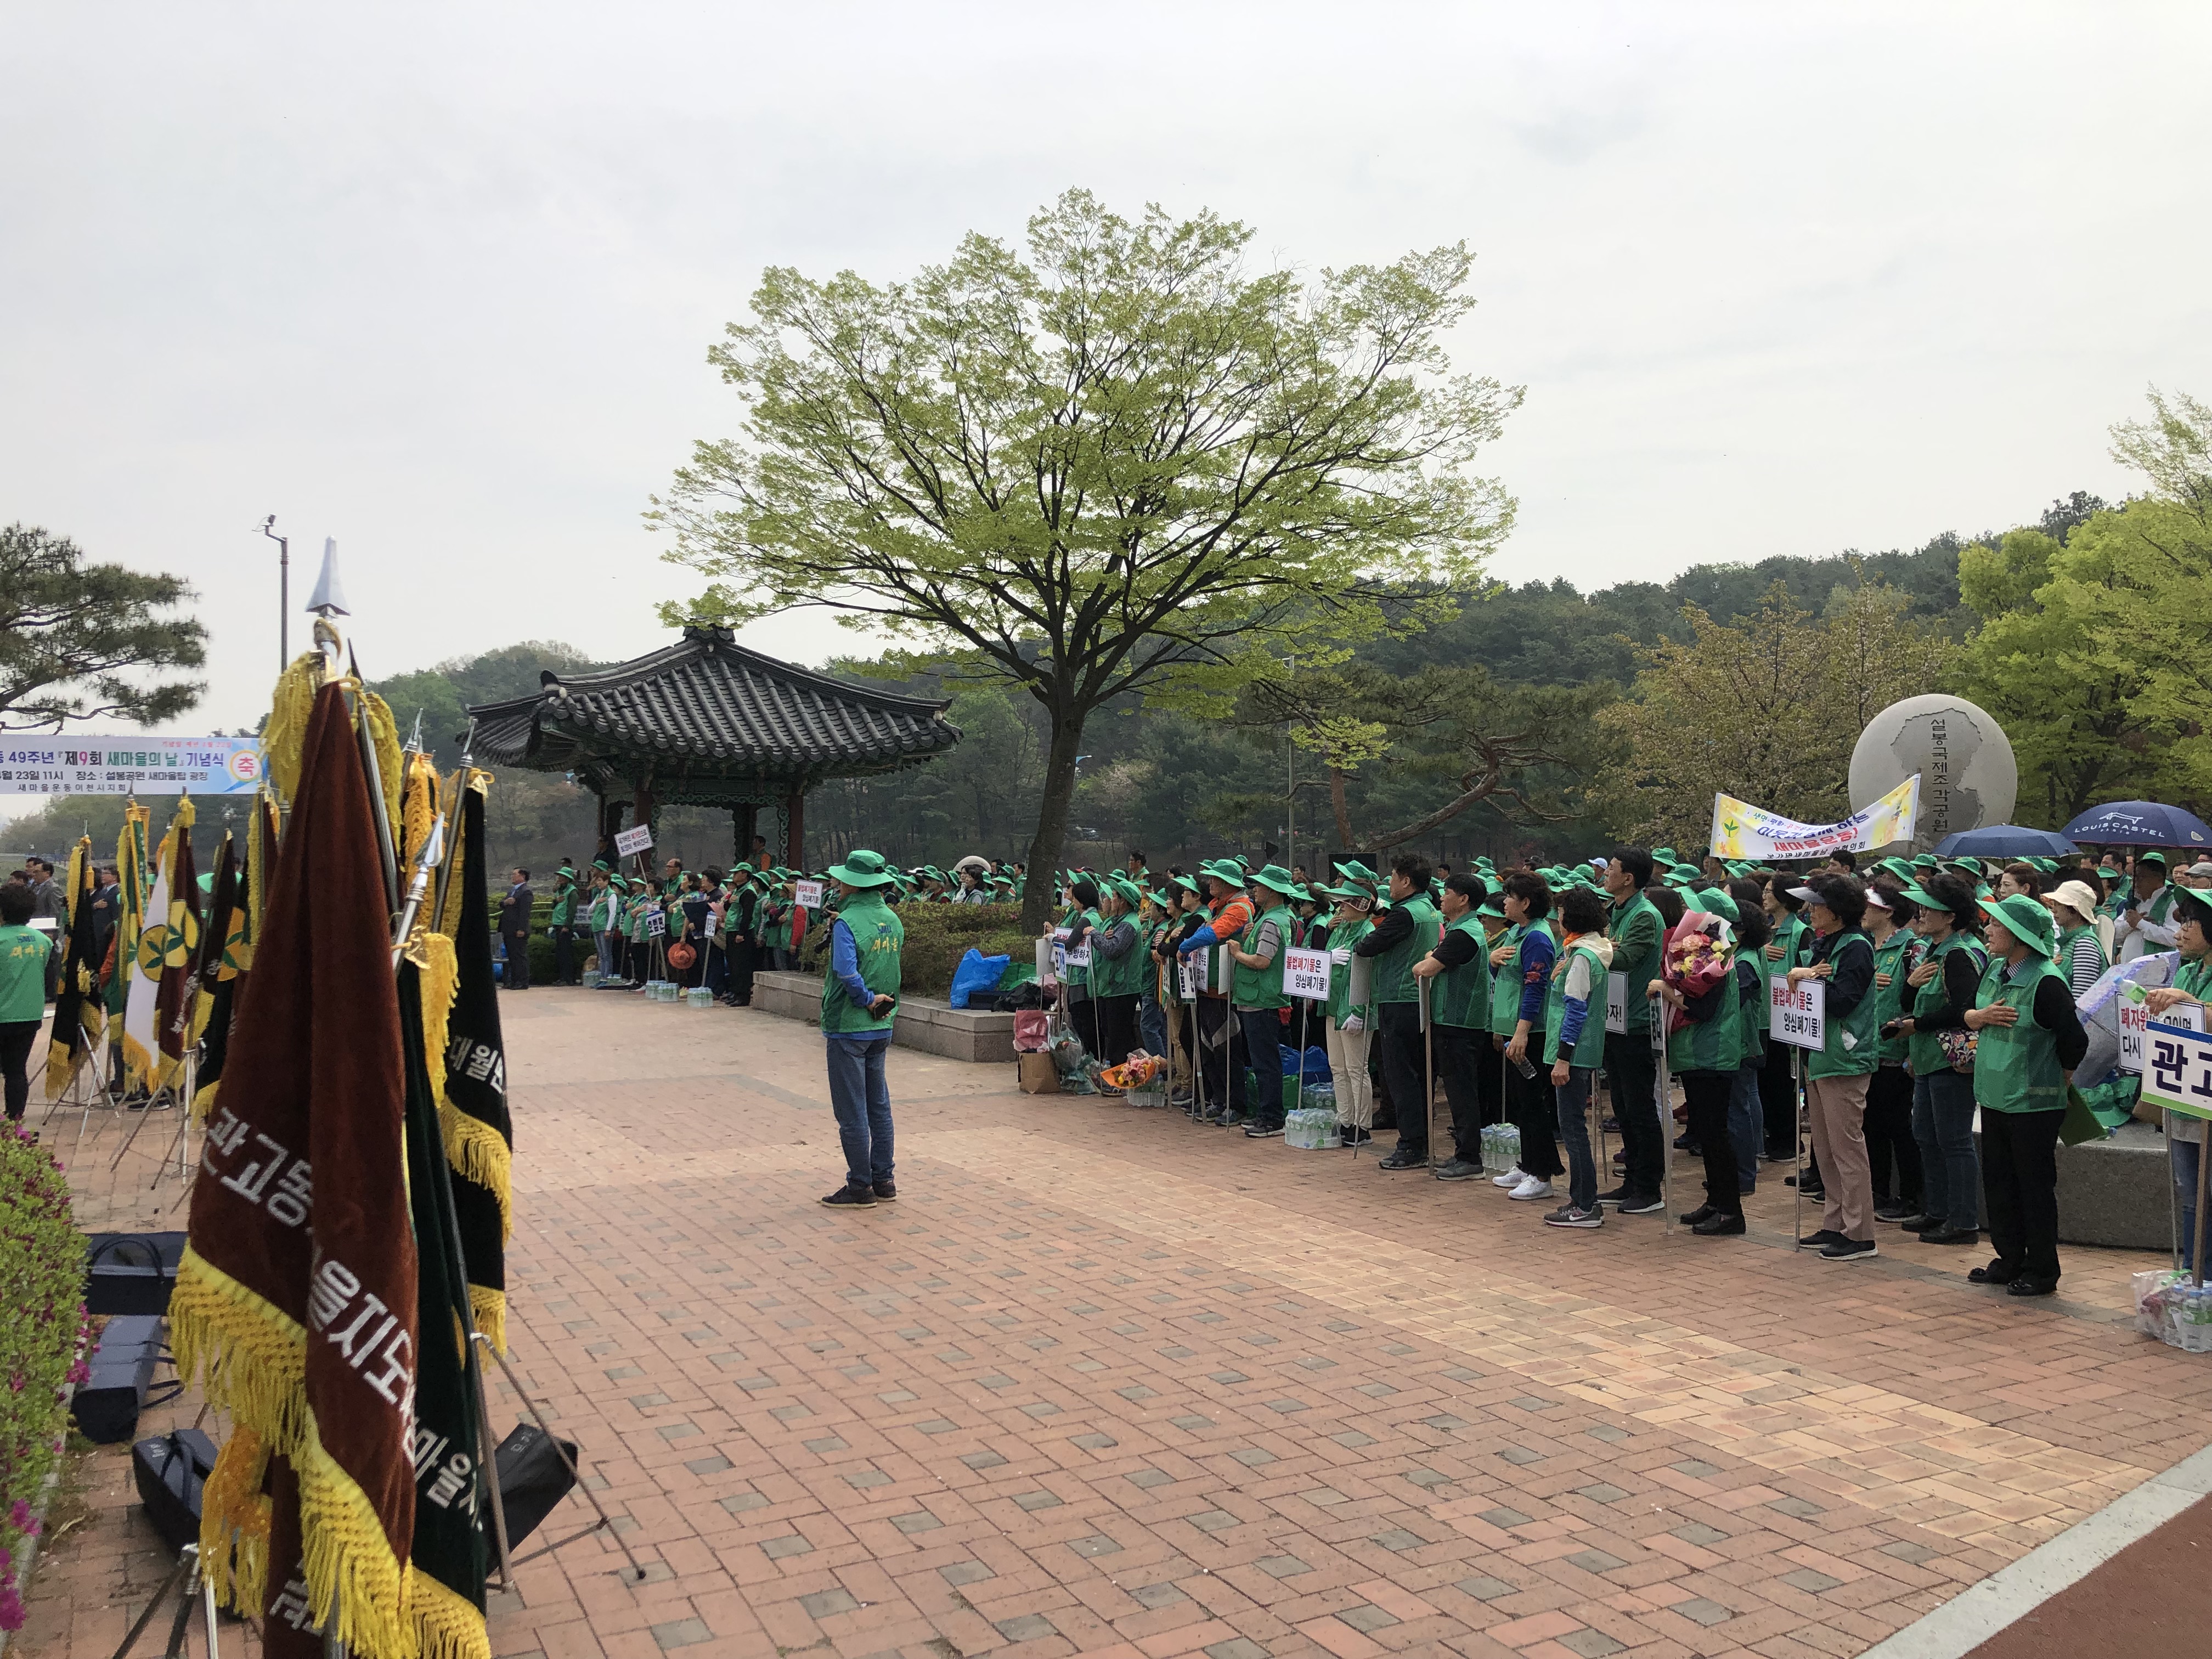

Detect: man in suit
[501,867,535,989]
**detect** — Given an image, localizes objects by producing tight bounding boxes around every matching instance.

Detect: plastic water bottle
[1496,1122,1522,1171]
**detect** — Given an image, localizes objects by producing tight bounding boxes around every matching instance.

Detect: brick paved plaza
[25,990,2212,1659]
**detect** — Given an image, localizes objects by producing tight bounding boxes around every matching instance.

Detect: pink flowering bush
[0,1126,87,1631]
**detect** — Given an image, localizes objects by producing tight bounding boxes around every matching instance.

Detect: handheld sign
[1063,938,1092,969]
[1035,935,1057,988]
[613,823,654,857]
[1283,947,1331,1002]
[644,908,667,938]
[1178,953,1202,1001]
[793,879,825,909]
[1769,976,1825,1050]
[2120,983,2151,1074]
[2143,1020,2212,1121]
[1605,972,1629,1036]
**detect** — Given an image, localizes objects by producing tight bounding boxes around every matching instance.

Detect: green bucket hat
[827,849,898,889]
[1197,859,1245,887]
[2026,856,2057,873]
[1249,863,1301,898]
[1477,899,1506,918]
[2097,863,2122,879]
[1108,876,1145,909]
[1946,855,1984,874]
[1334,859,1377,886]
[1653,847,1678,863]
[1691,887,1741,924]
[1979,891,2056,954]
[1876,857,1915,881]
[1911,853,1939,868]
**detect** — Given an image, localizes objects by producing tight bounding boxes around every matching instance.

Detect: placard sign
[1769,977,1825,1049]
[1605,972,1629,1035]
[2124,988,2203,1073]
[2143,1020,2212,1121]
[1062,936,1092,969]
[1178,953,1202,1000]
[1283,947,1331,1001]
[0,736,263,797]
[613,823,654,857]
[793,879,825,909]
[644,909,667,938]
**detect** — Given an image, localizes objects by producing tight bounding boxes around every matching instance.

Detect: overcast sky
[5,2,2209,816]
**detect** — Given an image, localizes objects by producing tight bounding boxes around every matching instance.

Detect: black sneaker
[1692,1212,1746,1236]
[1379,1147,1428,1171]
[1600,1118,1622,1134]
[1434,1158,1482,1181]
[1968,1262,2017,1286]
[1617,1193,1665,1216]
[1219,1111,1247,1129]
[1874,1200,1919,1222]
[1918,1226,1978,1246]
[1594,1185,1633,1209]
[2005,1277,2057,1297]
[1797,1228,1844,1251]
[872,1181,898,1202]
[1681,1204,1716,1227]
[820,1184,877,1207]
[1892,1214,1935,1232]
[1244,1122,1283,1139]
[1820,1237,1878,1263]
[1339,1125,1373,1147]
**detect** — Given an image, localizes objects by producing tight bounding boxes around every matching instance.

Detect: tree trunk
[1020,704,1087,933]
[1329,766,1355,849]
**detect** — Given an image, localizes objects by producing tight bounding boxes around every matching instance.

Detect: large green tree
[0,523,206,731]
[652,189,1520,927]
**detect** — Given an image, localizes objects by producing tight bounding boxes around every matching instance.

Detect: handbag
[492,1421,580,1546]
[1934,1026,1977,1073]
[84,1231,187,1316]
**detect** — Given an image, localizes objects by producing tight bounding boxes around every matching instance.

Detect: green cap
[2098,863,2121,878]
[1197,859,1245,887]
[1249,863,1301,898]
[1334,859,1377,885]
[827,849,898,889]
[1691,887,1740,923]
[1876,857,1915,881]
[1979,891,2056,953]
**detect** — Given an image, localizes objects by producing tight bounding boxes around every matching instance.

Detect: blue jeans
[1238,1007,1285,1128]
[1554,1066,1598,1211]
[1912,1068,1979,1231]
[1139,995,1168,1062]
[1729,1066,1763,1194]
[825,1035,894,1189]
[2175,1138,2203,1272]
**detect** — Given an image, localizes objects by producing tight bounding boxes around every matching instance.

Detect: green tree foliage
[0,523,206,731]
[651,189,1522,926]
[1593,580,1957,845]
[1957,388,2212,821]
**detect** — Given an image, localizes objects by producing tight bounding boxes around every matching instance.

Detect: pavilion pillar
[597,795,626,866]
[784,788,805,870]
[731,804,757,868]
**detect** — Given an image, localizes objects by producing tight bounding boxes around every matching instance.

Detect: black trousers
[1503,1032,1563,1178]
[1375,1002,1425,1146]
[2,1019,39,1120]
[1084,993,1139,1067]
[503,929,532,988]
[1758,1037,1798,1155]
[1193,997,1247,1117]
[1865,1064,1922,1205]
[1982,1107,2066,1284]
[1681,1069,1741,1215]
[727,939,758,1005]
[1475,1031,1506,1130]
[1605,1032,1665,1201]
[1431,1025,1485,1162]
[552,925,575,984]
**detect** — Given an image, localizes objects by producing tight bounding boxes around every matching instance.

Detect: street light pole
[260,516,289,668]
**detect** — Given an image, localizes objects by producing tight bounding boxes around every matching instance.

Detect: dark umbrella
[2060,801,2212,851]
[1933,824,2081,859]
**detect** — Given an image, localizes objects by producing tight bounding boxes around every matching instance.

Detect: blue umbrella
[1933,824,2080,859]
[2060,800,2212,850]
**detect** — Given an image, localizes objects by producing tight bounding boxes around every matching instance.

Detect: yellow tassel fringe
[263,653,326,806]
[168,1249,308,1453]
[409,1565,491,1659]
[361,690,405,837]
[294,1402,416,1659]
[467,1286,506,1358]
[200,1426,273,1616]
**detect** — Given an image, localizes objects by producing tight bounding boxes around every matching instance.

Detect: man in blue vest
[819,849,904,1209]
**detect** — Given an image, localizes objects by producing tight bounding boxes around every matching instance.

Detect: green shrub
[1,1125,89,1630]
[792,902,1034,1000]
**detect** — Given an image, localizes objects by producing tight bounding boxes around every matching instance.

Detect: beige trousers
[1807,1073,1875,1243]
[1328,1019,1374,1128]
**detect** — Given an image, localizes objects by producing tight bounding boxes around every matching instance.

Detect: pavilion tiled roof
[466,626,960,788]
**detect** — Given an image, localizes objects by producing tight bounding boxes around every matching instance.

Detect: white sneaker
[1508,1176,1554,1201]
[1491,1166,1526,1188]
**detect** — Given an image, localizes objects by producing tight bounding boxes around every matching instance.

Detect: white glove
[1330,948,1352,966]
[1340,1014,1364,1033]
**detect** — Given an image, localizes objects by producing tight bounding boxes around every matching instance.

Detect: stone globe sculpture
[1848,695,2017,853]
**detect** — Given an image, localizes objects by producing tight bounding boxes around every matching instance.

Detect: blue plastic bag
[1299,1045,1330,1084]
[949,947,1011,1009]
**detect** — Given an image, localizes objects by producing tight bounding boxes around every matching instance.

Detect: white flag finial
[306,536,350,617]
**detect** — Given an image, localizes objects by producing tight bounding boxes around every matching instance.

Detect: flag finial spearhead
[306,536,351,617]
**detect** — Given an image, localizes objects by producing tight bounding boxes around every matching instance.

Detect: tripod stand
[109,1543,220,1659]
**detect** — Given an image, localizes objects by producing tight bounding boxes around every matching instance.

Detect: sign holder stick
[1220,949,1236,1126]
[1421,977,1437,1176]
[1650,994,1673,1232]
[1792,1047,1807,1246]
[2194,1139,2209,1291]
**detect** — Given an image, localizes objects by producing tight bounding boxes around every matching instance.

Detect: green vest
[1542,939,1608,1067]
[550,878,575,926]
[2176,956,2211,1001]
[1089,913,1144,998]
[1232,904,1297,1009]
[1433,913,1492,1029]
[1325,917,1374,1024]
[2058,922,2107,984]
[1908,932,1988,1075]
[1065,908,1103,994]
[1734,960,1764,1069]
[1667,947,1745,1074]
[1374,894,1441,1006]
[1871,929,1918,1064]
[819,894,903,1034]
[1806,932,1880,1079]
[1605,891,1663,1035]
[0,924,53,1024]
[1972,953,2068,1115]
[1488,924,1526,1035]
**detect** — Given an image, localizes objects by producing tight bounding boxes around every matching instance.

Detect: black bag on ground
[494,1421,579,1545]
[131,1427,219,1554]
[84,1231,187,1316]
[73,1314,174,1443]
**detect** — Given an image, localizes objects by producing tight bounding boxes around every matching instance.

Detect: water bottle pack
[685,986,715,1008]
[1299,1082,1337,1116]
[1480,1122,1522,1175]
[1284,1107,1340,1150]
[2134,1269,2212,1353]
